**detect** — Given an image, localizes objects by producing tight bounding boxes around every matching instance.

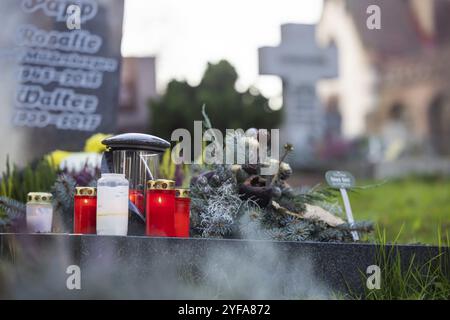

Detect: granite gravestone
[0,0,124,169]
[259,24,338,166]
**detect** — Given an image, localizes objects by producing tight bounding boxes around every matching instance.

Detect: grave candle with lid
[26,192,53,233]
[74,187,97,234]
[174,189,190,238]
[146,179,176,237]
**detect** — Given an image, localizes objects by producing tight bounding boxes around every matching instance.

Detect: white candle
[96,173,129,236]
[26,192,53,233]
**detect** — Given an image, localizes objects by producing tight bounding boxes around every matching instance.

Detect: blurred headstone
[118,57,158,133]
[259,24,338,166]
[0,0,124,169]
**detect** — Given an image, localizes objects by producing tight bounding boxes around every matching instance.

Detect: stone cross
[259,23,338,165]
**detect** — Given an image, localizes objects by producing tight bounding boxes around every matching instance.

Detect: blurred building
[317,0,450,156]
[118,57,158,133]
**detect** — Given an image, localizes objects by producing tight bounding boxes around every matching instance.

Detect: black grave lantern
[101,133,170,235]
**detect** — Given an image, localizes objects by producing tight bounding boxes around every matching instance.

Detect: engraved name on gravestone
[0,0,124,168]
[259,24,338,166]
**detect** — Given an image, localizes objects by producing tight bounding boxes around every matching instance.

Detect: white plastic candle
[26,192,53,233]
[96,173,129,236]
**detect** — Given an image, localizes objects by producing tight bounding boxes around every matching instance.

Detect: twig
[270,143,294,185]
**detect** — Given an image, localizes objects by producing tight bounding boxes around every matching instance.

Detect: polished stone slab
[0,233,447,299]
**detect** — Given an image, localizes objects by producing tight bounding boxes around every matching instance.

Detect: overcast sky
[121,0,323,108]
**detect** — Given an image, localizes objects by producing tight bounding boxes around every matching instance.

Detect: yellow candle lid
[27,192,53,204]
[147,179,175,190]
[175,189,190,198]
[75,187,97,196]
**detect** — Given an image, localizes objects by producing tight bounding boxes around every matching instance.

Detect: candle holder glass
[112,149,158,213]
[175,189,190,237]
[146,179,176,237]
[96,173,129,236]
[26,192,53,233]
[74,187,97,234]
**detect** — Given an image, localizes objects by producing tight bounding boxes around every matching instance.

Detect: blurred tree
[149,60,282,140]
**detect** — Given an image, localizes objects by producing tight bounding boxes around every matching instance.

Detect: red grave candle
[146,179,176,237]
[129,189,145,214]
[175,189,190,237]
[74,187,97,234]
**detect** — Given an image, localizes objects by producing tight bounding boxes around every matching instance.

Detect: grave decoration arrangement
[188,112,374,242]
[189,162,374,242]
[0,114,374,242]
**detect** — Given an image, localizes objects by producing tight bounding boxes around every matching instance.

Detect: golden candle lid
[27,192,53,204]
[75,187,97,196]
[147,179,175,190]
[175,189,190,198]
[147,180,155,189]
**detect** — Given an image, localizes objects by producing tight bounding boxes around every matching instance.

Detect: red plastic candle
[175,189,190,237]
[146,179,176,237]
[129,189,145,214]
[74,187,97,234]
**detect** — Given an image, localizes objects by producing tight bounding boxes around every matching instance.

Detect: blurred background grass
[347,177,450,245]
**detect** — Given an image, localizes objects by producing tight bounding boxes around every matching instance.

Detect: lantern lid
[102,133,170,153]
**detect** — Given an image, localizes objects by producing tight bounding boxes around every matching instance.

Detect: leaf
[303,204,345,227]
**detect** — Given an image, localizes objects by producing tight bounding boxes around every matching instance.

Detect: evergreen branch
[52,174,76,212]
[0,196,26,225]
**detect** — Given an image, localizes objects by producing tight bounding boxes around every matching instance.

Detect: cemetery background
[0,0,448,299]
[0,0,448,244]
[145,0,450,245]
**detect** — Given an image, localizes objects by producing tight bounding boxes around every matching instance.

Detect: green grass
[347,228,450,300]
[347,177,450,245]
[0,158,57,226]
[0,157,57,203]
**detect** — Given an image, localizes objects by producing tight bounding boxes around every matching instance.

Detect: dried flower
[284,143,294,152]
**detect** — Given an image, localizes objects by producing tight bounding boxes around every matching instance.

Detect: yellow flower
[46,150,72,167]
[84,133,112,153]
